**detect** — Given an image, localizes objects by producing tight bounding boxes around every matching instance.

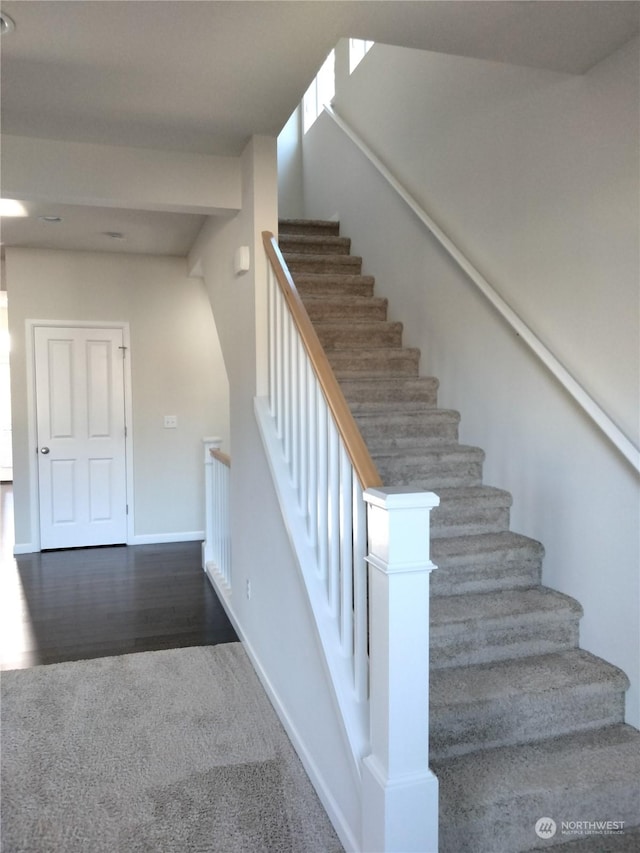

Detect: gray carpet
[1,643,343,853]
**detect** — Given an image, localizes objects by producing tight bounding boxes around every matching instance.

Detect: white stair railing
[257,233,441,852]
[201,436,231,596]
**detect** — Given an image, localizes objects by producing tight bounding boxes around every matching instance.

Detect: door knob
[40,446,50,454]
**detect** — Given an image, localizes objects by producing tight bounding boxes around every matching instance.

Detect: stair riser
[431,506,511,538]
[375,454,484,489]
[304,299,388,322]
[296,279,375,298]
[430,687,626,762]
[365,433,467,454]
[340,378,439,406]
[430,555,542,597]
[279,220,340,237]
[328,345,419,372]
[430,616,580,670]
[355,409,459,438]
[279,236,351,255]
[285,255,362,275]
[315,324,403,350]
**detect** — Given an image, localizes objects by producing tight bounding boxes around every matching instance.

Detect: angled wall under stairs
[278,218,640,853]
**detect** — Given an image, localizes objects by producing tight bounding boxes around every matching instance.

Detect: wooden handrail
[210,448,231,468]
[262,231,382,491]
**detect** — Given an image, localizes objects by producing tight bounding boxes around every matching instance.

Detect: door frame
[24,319,135,552]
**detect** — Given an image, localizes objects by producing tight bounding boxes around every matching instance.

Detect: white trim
[14,532,204,552]
[204,568,361,853]
[130,531,204,545]
[24,319,135,551]
[204,561,232,599]
[13,542,37,555]
[324,105,640,474]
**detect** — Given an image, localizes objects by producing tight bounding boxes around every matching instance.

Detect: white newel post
[201,436,222,570]
[362,487,440,853]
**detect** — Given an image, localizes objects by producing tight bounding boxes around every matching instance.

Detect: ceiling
[1,0,638,259]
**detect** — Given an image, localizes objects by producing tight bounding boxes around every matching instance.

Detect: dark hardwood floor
[0,483,238,671]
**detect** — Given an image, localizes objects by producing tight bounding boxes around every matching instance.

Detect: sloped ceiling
[1,0,638,256]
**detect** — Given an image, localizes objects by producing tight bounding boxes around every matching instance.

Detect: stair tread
[434,485,512,506]
[430,648,629,708]
[432,723,640,809]
[283,251,362,263]
[294,273,375,284]
[355,406,459,421]
[431,530,544,561]
[431,586,582,628]
[347,397,438,413]
[279,218,339,230]
[279,234,350,247]
[302,295,387,306]
[313,319,402,330]
[328,345,419,355]
[279,232,347,242]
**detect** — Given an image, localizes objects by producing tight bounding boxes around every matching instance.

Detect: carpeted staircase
[278,219,640,853]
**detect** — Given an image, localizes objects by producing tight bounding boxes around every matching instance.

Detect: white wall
[2,135,241,215]
[6,248,229,548]
[277,106,305,220]
[334,38,639,446]
[302,39,640,726]
[190,136,362,850]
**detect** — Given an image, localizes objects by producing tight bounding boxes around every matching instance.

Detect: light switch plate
[164,415,177,429]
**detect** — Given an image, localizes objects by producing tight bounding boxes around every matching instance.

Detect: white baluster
[275,288,284,440]
[201,437,220,570]
[316,387,328,581]
[328,419,340,615]
[352,477,368,701]
[339,443,354,656]
[283,310,291,464]
[298,338,308,513]
[213,459,220,568]
[223,464,230,585]
[307,361,318,548]
[268,270,276,417]
[291,321,299,487]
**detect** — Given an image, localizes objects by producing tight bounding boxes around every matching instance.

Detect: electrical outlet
[246,579,251,600]
[163,415,177,429]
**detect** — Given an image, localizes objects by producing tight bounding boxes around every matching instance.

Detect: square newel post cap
[202,436,223,462]
[364,487,440,571]
[202,436,223,446]
[364,486,440,511]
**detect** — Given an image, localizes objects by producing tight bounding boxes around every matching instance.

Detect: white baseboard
[12,533,204,553]
[129,531,204,545]
[13,543,36,555]
[204,570,361,853]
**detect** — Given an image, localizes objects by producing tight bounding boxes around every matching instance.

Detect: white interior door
[35,326,128,549]
[0,293,12,481]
